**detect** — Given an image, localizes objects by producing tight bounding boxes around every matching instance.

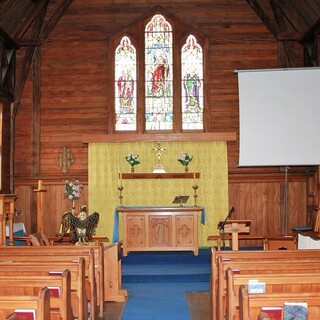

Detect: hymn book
[14,309,36,320]
[261,306,282,320]
[283,302,308,320]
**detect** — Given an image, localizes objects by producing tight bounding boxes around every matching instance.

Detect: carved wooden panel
[149,215,172,247]
[175,215,194,247]
[126,215,145,248]
[120,207,201,255]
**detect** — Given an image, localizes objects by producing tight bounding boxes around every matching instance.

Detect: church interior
[0,0,320,319]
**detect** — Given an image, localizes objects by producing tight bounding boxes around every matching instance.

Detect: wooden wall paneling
[10,0,312,240]
[1,101,11,193]
[14,73,33,176]
[14,185,36,235]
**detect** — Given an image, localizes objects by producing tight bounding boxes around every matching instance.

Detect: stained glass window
[145,14,173,131]
[113,13,206,132]
[181,35,203,130]
[115,36,137,131]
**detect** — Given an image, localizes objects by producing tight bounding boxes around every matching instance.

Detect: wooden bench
[216,256,320,320]
[239,285,320,320]
[210,248,320,320]
[0,258,88,320]
[104,241,128,302]
[227,268,320,320]
[0,270,72,320]
[0,241,128,305]
[0,287,50,320]
[0,246,101,318]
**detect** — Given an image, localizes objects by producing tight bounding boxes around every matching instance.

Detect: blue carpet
[121,249,210,320]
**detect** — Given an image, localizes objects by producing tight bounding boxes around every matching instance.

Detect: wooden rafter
[245,0,278,36]
[14,0,49,39]
[40,0,74,40]
[270,0,298,67]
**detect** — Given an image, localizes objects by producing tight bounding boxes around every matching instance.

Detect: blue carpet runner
[121,249,210,320]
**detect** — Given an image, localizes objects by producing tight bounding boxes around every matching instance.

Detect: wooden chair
[29,233,51,246]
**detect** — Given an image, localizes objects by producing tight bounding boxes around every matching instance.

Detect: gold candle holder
[192,184,198,207]
[117,185,124,206]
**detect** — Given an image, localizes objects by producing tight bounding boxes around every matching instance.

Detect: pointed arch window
[113,11,207,133]
[145,14,173,131]
[181,35,204,130]
[115,36,137,131]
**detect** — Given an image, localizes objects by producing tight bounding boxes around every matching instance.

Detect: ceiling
[0,0,319,105]
[0,0,319,46]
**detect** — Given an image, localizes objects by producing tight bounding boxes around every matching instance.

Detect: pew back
[0,247,100,319]
[239,285,320,320]
[0,270,72,320]
[211,248,320,320]
[0,244,104,318]
[227,269,320,320]
[0,287,50,320]
[0,258,88,320]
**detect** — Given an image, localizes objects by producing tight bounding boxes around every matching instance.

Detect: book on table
[283,301,308,320]
[261,306,282,320]
[14,309,36,320]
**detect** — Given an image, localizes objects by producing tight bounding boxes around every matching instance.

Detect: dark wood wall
[12,0,312,239]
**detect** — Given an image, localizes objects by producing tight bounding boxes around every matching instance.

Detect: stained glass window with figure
[115,36,137,131]
[113,12,207,133]
[181,35,203,130]
[145,14,173,131]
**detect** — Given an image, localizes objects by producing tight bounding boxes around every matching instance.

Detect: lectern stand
[218,219,251,250]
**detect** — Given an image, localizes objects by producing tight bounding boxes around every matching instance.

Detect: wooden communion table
[117,206,204,256]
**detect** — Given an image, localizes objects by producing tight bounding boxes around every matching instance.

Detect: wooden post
[0,194,18,246]
[34,180,47,233]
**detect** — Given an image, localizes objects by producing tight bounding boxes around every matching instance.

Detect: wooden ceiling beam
[276,0,310,33]
[14,0,49,39]
[40,0,74,41]
[245,0,279,36]
[0,28,19,50]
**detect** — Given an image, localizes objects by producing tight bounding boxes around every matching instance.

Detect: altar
[116,206,204,256]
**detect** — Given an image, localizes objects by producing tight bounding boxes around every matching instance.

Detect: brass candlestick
[192,184,198,207]
[117,185,124,206]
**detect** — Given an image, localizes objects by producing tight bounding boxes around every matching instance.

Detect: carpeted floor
[119,249,211,320]
[104,291,211,320]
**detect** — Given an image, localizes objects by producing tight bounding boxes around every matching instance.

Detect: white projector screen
[237,67,320,167]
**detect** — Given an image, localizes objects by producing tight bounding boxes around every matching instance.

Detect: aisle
[121,249,210,320]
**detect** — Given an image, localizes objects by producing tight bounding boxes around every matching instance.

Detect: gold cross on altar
[153,142,165,165]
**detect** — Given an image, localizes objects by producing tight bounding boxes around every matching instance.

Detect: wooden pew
[104,241,128,302]
[0,246,101,319]
[0,270,72,320]
[0,241,128,308]
[239,285,320,320]
[0,287,51,320]
[0,258,88,320]
[210,248,320,320]
[227,268,320,320]
[216,256,320,320]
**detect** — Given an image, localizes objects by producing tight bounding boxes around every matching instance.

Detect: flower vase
[131,165,135,173]
[71,200,76,215]
[185,165,189,172]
